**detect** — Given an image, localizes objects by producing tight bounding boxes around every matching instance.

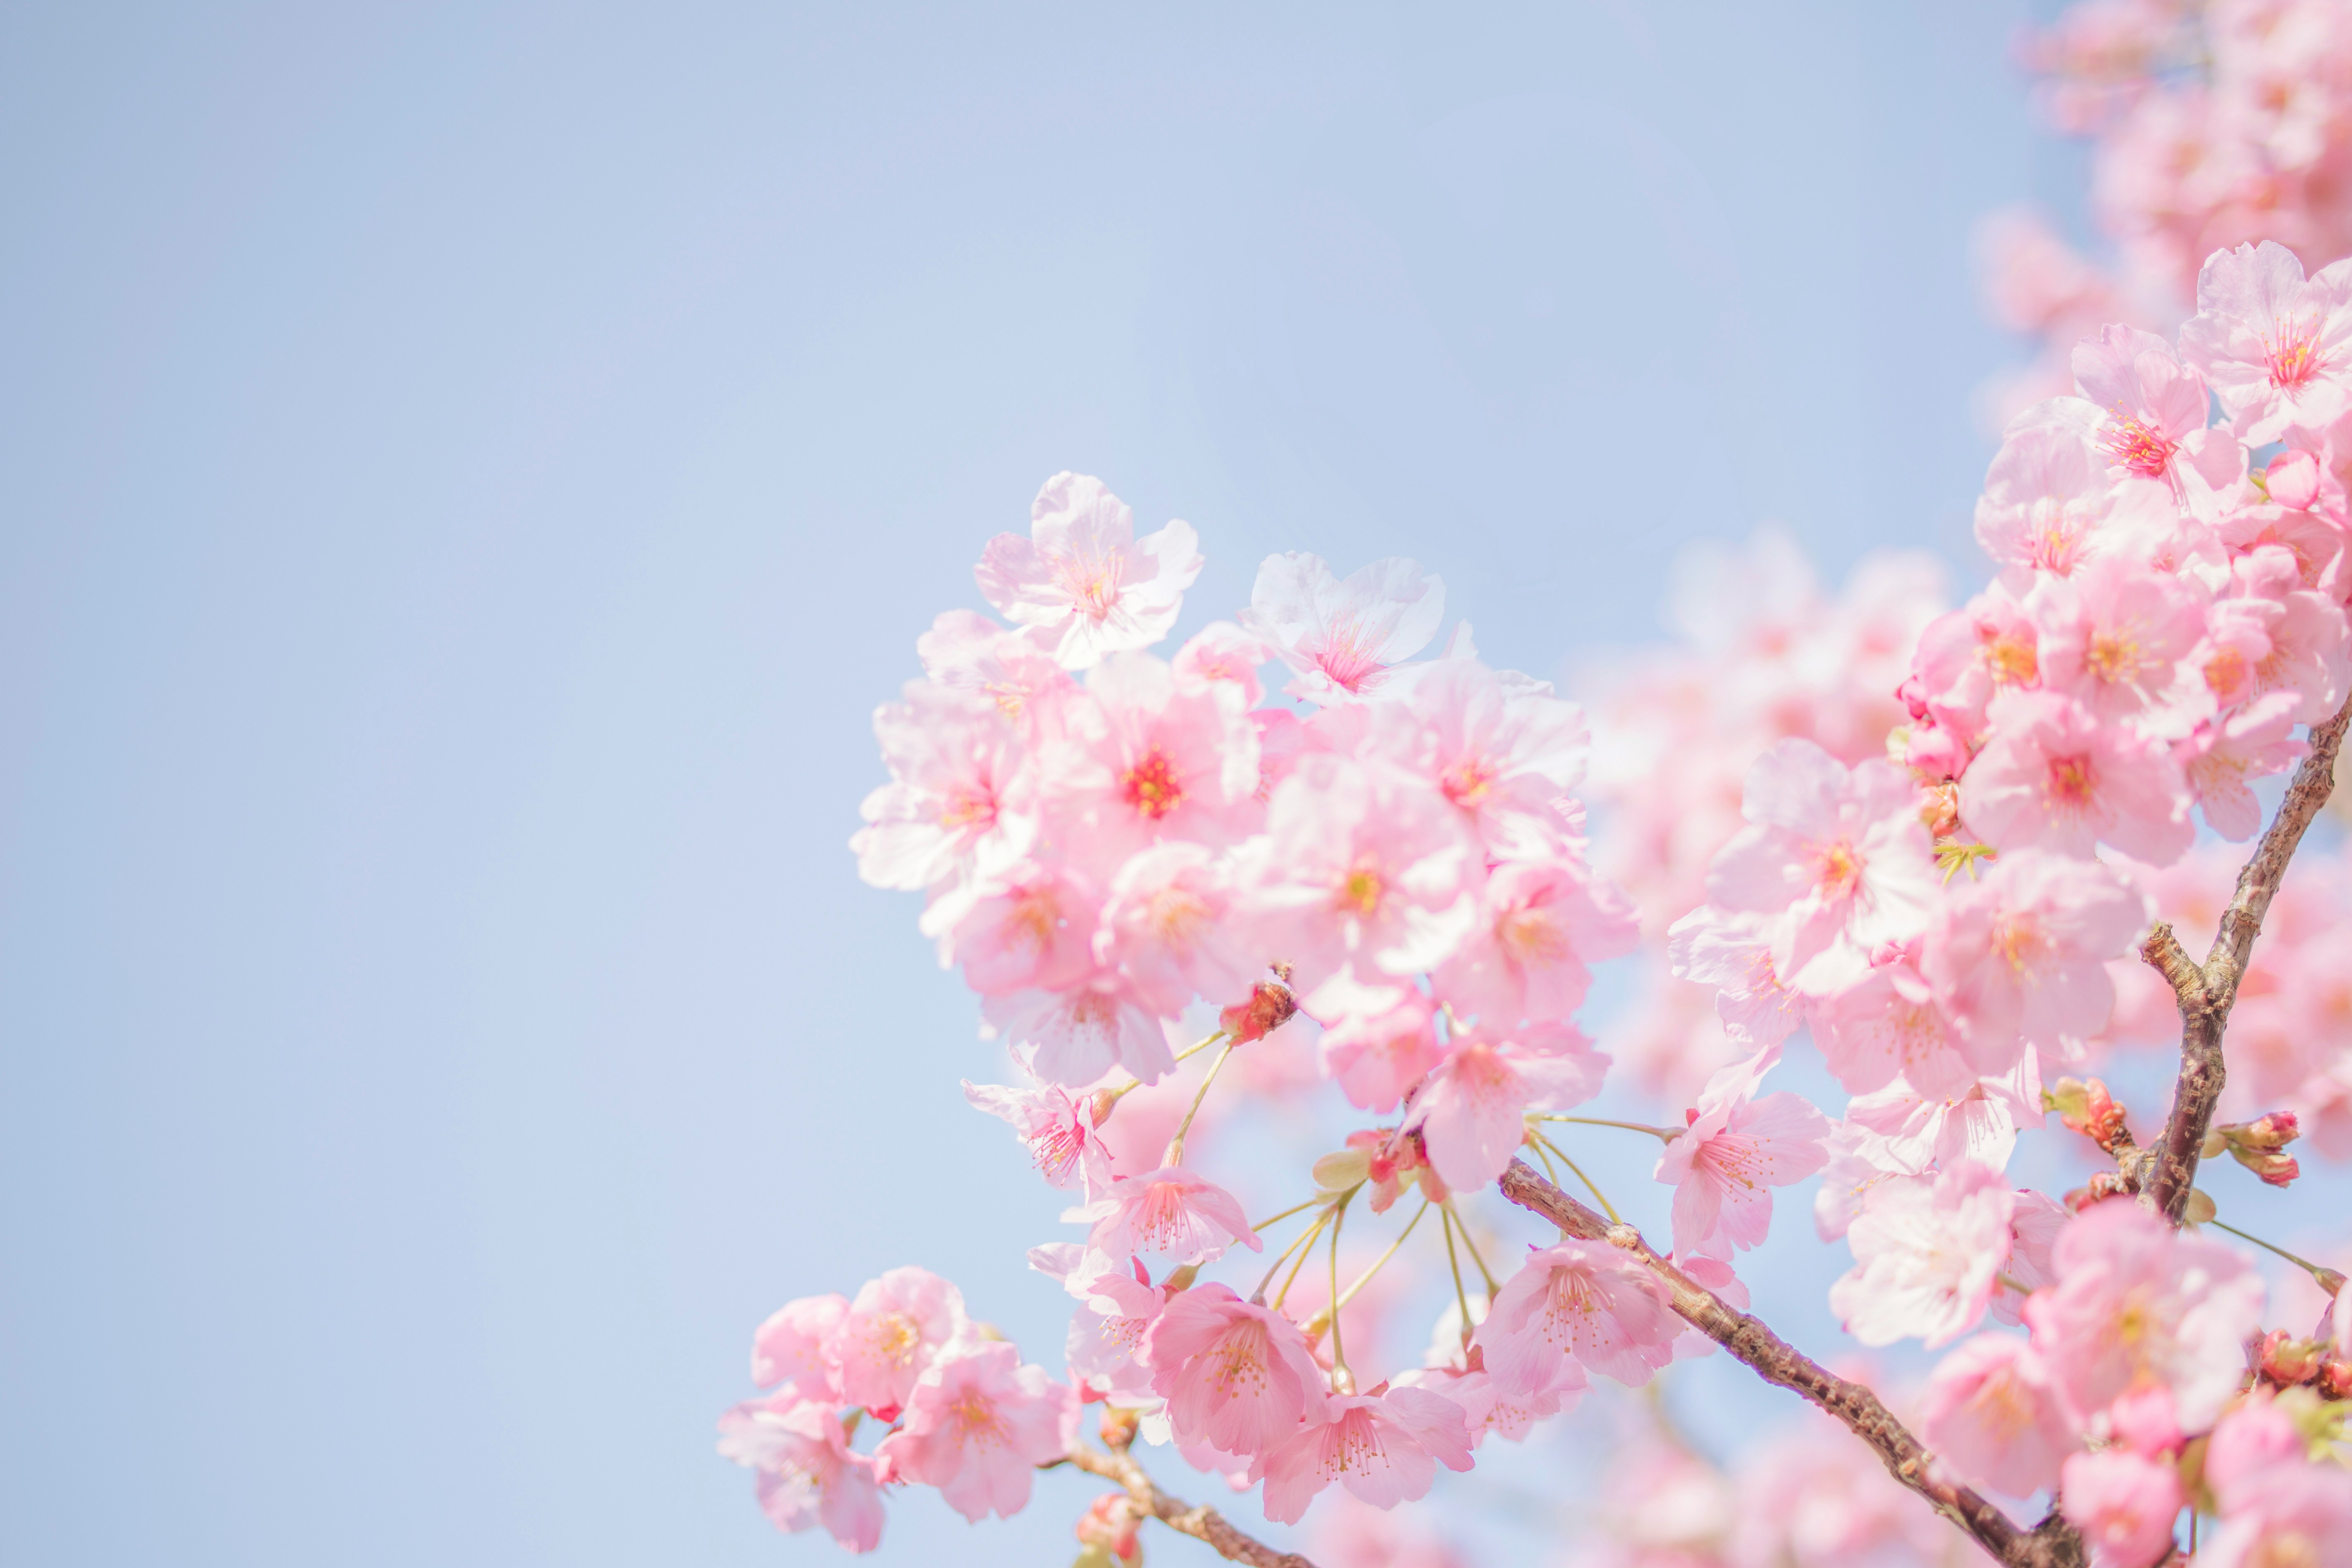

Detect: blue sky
[0,4,2091,1563]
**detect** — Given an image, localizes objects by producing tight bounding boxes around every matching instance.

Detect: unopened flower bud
[1218,978,1297,1044]
[2231,1147,2301,1188]
[2261,1329,2325,1386]
[2320,1357,2352,1400]
[2184,1188,2217,1225]
[1074,1493,1142,1567]
[1312,1148,1371,1193]
[1097,1406,1141,1452]
[2046,1077,2129,1151]
[2064,1171,2133,1211]
[1088,1088,1118,1129]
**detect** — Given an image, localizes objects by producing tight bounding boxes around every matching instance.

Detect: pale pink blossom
[1393,1364,1579,1447]
[2207,542,2352,724]
[2201,1468,2352,1568]
[2059,1447,2183,1568]
[872,1341,1077,1522]
[1319,990,1443,1113]
[752,1293,848,1397]
[1066,1167,1261,1270]
[1239,552,1447,702]
[1654,1053,1832,1259]
[1474,1237,1681,1390]
[1960,690,2194,862]
[1403,1024,1609,1191]
[1916,1334,2078,1498]
[1236,753,1475,1001]
[1975,420,2178,574]
[1813,1123,1920,1242]
[1095,840,1266,1015]
[2073,323,2213,481]
[1813,956,1982,1095]
[1257,1387,1474,1523]
[1028,1244,1162,1400]
[1042,652,1261,859]
[2028,554,2213,736]
[1698,740,1941,996]
[945,862,1100,997]
[1142,1283,1330,1459]
[974,472,1203,670]
[1375,658,1595,856]
[2180,692,2308,840]
[961,1076,1116,1194]
[853,683,1038,895]
[2021,1197,2265,1429]
[1844,1058,2045,1174]
[1171,620,1272,707]
[1828,1161,2016,1348]
[2178,241,2352,442]
[829,1267,968,1420]
[1921,848,2151,1053]
[1909,580,2043,746]
[717,1394,886,1552]
[914,607,1075,731]
[978,977,1176,1087]
[1432,853,1636,1028]
[1665,907,1810,1049]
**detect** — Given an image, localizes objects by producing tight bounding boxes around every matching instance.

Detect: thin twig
[1061,1445,1318,1568]
[1497,1158,2085,1568]
[2142,690,2352,1222]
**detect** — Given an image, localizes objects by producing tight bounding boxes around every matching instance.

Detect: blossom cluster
[1983,0,2352,422]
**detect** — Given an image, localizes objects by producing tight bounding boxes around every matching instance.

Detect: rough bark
[1497,1159,2085,1568]
[1062,1443,1319,1568]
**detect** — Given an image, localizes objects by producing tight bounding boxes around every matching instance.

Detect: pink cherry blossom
[716,1394,886,1552]
[1394,1363,1579,1447]
[1844,1059,2045,1174]
[2201,1467,2352,1568]
[853,683,1038,895]
[1920,848,2151,1053]
[2209,543,2352,724]
[1664,907,1809,1049]
[1916,1334,2078,1498]
[1236,753,1475,1001]
[1239,552,1447,703]
[1172,620,1273,706]
[1066,1167,1261,1270]
[2178,241,2352,442]
[1402,1024,1608,1191]
[2073,324,2212,481]
[1654,1053,1832,1259]
[1319,990,1443,1113]
[914,607,1075,731]
[2022,1197,2265,1429]
[1042,652,1261,860]
[2058,1447,2183,1568]
[1257,1387,1474,1524]
[751,1293,848,1397]
[872,1340,1076,1522]
[944,861,1100,996]
[1425,854,1637,1028]
[829,1266,968,1420]
[1813,955,1984,1094]
[1975,419,2178,575]
[1909,579,2043,746]
[2028,554,2213,736]
[1828,1161,2016,1348]
[1374,658,1595,856]
[1698,740,1941,996]
[961,1076,1116,1194]
[974,472,1203,670]
[1095,840,1266,1015]
[1960,689,2194,862]
[1142,1283,1329,1459]
[979,976,1174,1087]
[2180,692,2308,840]
[1474,1237,1681,1390]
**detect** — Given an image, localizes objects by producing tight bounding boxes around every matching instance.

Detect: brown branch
[2141,690,2352,1223]
[1062,1443,1318,1568]
[1497,1159,2083,1568]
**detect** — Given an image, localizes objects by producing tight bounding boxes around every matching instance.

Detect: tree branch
[2141,690,2352,1223]
[1062,1443,1319,1568]
[1496,1159,2083,1568]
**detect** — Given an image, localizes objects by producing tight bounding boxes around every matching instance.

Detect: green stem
[1534,1130,1622,1224]
[1273,1208,1330,1311]
[1533,1114,1683,1142]
[1444,1199,1500,1294]
[1162,1035,1235,1165]
[1249,1208,1328,1303]
[1333,1200,1427,1314]
[2207,1217,2343,1288]
[1440,1205,1476,1347]
[1250,1195,1325,1234]
[1327,1190,1352,1387]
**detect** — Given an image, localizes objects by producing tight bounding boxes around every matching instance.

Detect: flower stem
[1440,1205,1476,1348]
[1534,1130,1622,1224]
[1273,1207,1331,1311]
[1327,1189,1353,1388]
[1250,1195,1325,1234]
[1108,1028,1228,1107]
[1162,1034,1235,1165]
[2206,1216,2345,1290]
[1250,1207,1329,1304]
[1444,1198,1500,1294]
[1532,1114,1683,1142]
[1334,1200,1427,1314]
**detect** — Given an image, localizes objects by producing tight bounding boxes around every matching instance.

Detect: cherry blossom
[1654,1053,1832,1260]
[751,1292,848,1397]
[974,472,1203,670]
[872,1341,1077,1522]
[830,1266,968,1420]
[1402,1024,1609,1191]
[1919,848,2151,1055]
[1141,1283,1329,1459]
[1915,1334,2078,1498]
[1433,853,1637,1026]
[716,1394,886,1552]
[1828,1161,2016,1348]
[1959,690,2194,861]
[1065,1168,1261,1270]
[962,1076,1116,1193]
[1239,552,1447,703]
[2058,1447,2183,1568]
[2179,241,2352,442]
[1257,1387,1475,1523]
[1474,1237,1680,1390]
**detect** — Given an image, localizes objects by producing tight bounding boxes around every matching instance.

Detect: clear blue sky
[0,3,2076,1563]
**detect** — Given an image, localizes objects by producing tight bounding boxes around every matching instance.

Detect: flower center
[2045,753,2097,812]
[1986,630,2039,686]
[2098,413,2177,477]
[1314,619,1384,692]
[1498,906,1568,965]
[2085,629,2140,686]
[2267,315,2326,390]
[1122,748,1186,820]
[949,1388,1008,1448]
[1053,551,1122,621]
[1335,863,1386,918]
[1813,840,1863,899]
[1442,756,1498,807]
[1991,910,2050,975]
